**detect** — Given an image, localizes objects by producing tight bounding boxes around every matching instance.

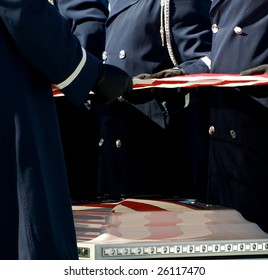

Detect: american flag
[73,199,267,243]
[53,73,268,97]
[133,73,268,90]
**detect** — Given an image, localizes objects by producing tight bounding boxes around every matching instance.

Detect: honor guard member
[0,0,132,259]
[203,0,268,233]
[96,0,212,199]
[54,0,109,201]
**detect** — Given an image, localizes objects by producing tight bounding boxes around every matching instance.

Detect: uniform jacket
[0,0,102,259]
[55,0,109,201]
[105,0,211,76]
[207,0,268,232]
[57,0,109,59]
[97,0,212,197]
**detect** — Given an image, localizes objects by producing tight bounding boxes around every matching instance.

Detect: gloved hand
[240,64,268,75]
[136,67,187,79]
[134,67,188,102]
[240,65,268,97]
[92,63,133,104]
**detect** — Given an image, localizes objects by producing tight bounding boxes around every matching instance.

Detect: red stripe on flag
[113,200,170,212]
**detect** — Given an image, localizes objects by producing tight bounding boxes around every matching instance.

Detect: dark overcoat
[207,0,268,232]
[96,0,212,198]
[0,0,101,259]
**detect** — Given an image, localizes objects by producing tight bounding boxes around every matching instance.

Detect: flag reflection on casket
[72,199,268,259]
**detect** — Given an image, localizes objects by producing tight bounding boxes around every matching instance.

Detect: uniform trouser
[207,87,268,232]
[96,89,209,199]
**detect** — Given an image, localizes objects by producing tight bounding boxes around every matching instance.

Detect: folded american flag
[133,73,268,90]
[52,74,268,96]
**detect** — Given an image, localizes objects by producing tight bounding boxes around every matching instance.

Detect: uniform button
[234,26,243,35]
[98,138,104,146]
[117,96,125,102]
[119,50,126,59]
[102,51,108,61]
[115,139,121,148]
[229,130,237,139]
[208,126,216,135]
[211,24,219,34]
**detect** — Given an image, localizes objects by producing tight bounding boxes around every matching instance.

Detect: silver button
[98,138,104,146]
[208,126,216,135]
[119,50,126,59]
[230,130,237,139]
[115,139,121,148]
[117,95,125,102]
[102,51,108,61]
[211,24,219,34]
[234,26,243,35]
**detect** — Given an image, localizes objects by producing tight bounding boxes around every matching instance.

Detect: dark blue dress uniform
[97,0,212,199]
[55,0,109,201]
[206,0,268,232]
[0,0,103,259]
